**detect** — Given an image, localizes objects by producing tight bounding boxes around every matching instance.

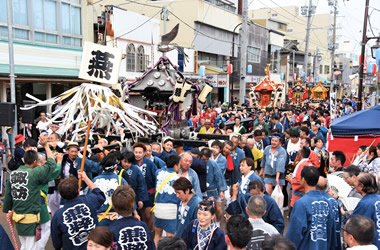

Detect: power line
[106,10,161,43]
[267,0,313,25]
[255,0,322,29]
[116,0,161,9]
[168,10,236,44]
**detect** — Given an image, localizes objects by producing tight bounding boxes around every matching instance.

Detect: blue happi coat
[321,191,342,250]
[109,216,155,250]
[225,193,284,234]
[151,156,167,170]
[51,188,105,250]
[0,224,14,250]
[237,171,265,195]
[155,168,179,204]
[213,153,227,175]
[261,146,287,176]
[181,220,227,250]
[153,149,178,162]
[176,195,202,237]
[133,157,158,206]
[91,171,128,213]
[227,148,246,185]
[61,156,101,187]
[351,193,380,249]
[206,159,227,198]
[286,190,336,250]
[117,165,148,203]
[179,168,203,198]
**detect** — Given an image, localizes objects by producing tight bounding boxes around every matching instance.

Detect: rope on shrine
[7,211,19,250]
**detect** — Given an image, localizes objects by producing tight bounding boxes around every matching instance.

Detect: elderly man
[260,133,287,195]
[343,215,378,250]
[316,177,342,250]
[179,152,202,198]
[247,138,263,172]
[351,173,380,248]
[246,195,279,250]
[342,165,362,198]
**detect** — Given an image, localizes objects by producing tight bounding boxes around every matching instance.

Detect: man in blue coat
[259,134,287,196]
[351,173,380,249]
[317,176,342,250]
[225,137,246,186]
[51,172,105,250]
[61,142,101,191]
[226,179,284,234]
[133,142,157,233]
[286,166,336,249]
[173,177,202,238]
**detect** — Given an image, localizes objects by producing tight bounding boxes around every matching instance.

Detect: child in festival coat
[91,153,129,226]
[109,184,155,250]
[153,138,178,162]
[118,151,148,208]
[51,173,105,250]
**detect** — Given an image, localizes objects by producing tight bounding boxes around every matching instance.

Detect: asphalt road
[0,199,289,250]
[0,201,54,250]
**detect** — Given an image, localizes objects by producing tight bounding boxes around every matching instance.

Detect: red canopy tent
[327,105,380,166]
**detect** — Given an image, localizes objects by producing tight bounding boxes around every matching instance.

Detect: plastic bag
[271,185,284,214]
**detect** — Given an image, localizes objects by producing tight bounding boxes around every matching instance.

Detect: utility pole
[303,0,313,85]
[292,50,295,87]
[239,0,248,104]
[230,23,242,104]
[314,47,319,83]
[162,6,168,56]
[6,0,17,149]
[329,0,337,99]
[358,0,370,111]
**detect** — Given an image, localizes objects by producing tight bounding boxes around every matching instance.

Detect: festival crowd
[0,97,380,250]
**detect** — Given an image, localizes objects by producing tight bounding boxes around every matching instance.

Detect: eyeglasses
[341,227,353,236]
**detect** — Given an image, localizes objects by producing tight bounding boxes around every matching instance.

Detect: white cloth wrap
[154,203,178,220]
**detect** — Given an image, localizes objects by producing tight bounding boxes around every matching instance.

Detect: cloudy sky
[249,0,380,60]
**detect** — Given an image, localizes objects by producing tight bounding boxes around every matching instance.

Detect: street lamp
[371,38,380,59]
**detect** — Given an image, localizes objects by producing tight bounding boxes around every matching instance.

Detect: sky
[249,0,380,61]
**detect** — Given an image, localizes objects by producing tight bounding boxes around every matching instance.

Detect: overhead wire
[105,10,162,43]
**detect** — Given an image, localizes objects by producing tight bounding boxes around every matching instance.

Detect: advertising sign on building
[206,75,218,87]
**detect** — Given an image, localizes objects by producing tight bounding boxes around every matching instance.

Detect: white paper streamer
[21,83,157,140]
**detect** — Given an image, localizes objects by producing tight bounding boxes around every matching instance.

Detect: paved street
[0,202,54,250]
